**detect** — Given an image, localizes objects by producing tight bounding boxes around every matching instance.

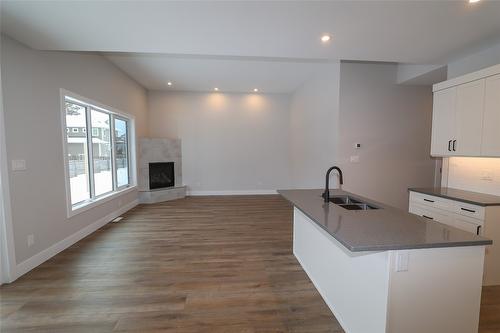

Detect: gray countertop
[409,187,500,207]
[278,189,492,252]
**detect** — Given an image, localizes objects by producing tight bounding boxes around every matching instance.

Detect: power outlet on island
[396,252,409,272]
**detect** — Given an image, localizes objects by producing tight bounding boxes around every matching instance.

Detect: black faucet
[323,166,343,203]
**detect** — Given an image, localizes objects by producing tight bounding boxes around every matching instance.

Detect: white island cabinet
[280,189,491,333]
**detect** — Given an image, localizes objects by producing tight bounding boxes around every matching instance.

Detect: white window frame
[113,115,131,190]
[60,89,137,218]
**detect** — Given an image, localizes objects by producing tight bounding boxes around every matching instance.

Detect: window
[91,109,113,196]
[114,117,129,188]
[63,93,133,214]
[65,102,90,204]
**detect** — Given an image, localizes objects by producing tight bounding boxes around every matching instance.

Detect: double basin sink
[328,195,379,210]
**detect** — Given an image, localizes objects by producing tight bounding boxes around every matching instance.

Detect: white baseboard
[14,199,139,280]
[187,190,278,196]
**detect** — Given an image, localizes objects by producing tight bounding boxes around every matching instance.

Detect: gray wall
[0,34,439,269]
[148,91,291,193]
[289,64,341,188]
[337,62,436,210]
[0,35,149,264]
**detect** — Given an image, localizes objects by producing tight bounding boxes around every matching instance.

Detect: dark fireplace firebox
[149,162,174,189]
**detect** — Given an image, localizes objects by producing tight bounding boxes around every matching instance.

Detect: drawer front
[409,191,485,221]
[409,203,453,225]
[409,191,452,212]
[453,202,485,220]
[409,202,484,235]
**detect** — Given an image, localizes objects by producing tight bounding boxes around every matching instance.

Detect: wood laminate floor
[0,195,499,332]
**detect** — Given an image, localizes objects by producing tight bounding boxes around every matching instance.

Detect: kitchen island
[279,189,492,333]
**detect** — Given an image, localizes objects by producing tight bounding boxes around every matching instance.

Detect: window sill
[67,185,137,218]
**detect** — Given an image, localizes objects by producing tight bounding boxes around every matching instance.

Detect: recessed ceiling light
[321,34,332,43]
[167,81,172,86]
[469,0,480,3]
[214,87,219,91]
[253,88,259,92]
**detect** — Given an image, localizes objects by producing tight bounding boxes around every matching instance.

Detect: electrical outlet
[350,155,360,163]
[12,159,27,171]
[480,169,494,182]
[395,252,409,272]
[27,234,34,248]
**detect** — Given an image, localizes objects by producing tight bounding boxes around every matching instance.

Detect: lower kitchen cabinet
[409,190,500,286]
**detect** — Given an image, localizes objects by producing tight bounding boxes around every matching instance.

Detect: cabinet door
[451,215,483,235]
[431,87,456,156]
[481,74,500,156]
[455,79,485,156]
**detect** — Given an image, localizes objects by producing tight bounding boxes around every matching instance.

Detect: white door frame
[0,60,16,284]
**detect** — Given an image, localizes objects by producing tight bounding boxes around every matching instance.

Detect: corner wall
[337,62,436,210]
[289,64,341,188]
[0,35,148,267]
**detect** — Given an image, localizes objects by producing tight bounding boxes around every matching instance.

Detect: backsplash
[445,157,500,196]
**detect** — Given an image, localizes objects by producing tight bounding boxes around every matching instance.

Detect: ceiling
[2,1,500,93]
[104,53,335,93]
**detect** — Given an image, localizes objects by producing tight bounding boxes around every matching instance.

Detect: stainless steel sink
[328,195,379,210]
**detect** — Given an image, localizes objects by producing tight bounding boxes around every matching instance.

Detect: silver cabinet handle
[452,140,457,151]
[448,140,452,151]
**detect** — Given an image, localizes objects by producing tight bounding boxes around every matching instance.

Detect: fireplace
[149,162,175,189]
[138,138,185,204]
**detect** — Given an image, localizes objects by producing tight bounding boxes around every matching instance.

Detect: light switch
[11,159,26,171]
[396,252,409,272]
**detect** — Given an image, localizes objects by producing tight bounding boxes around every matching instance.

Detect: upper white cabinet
[481,74,500,156]
[431,64,500,157]
[455,79,484,156]
[430,87,457,156]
